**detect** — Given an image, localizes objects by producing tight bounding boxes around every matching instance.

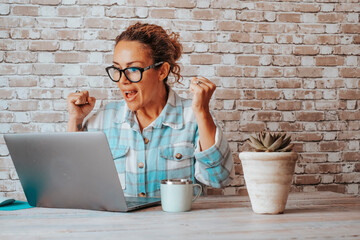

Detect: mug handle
[192,184,202,202]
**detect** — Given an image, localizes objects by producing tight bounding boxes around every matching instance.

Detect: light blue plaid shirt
[84,88,233,197]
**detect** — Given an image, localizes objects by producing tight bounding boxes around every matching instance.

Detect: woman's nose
[119,72,130,84]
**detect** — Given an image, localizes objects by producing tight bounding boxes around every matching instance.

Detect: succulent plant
[247,132,294,152]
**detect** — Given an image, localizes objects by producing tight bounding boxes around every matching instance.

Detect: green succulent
[247,132,294,152]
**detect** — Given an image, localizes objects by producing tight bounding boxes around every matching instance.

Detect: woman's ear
[159,62,170,82]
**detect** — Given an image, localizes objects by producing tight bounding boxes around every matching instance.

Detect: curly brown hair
[115,22,183,83]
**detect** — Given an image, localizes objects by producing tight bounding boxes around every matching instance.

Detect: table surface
[1,191,360,240]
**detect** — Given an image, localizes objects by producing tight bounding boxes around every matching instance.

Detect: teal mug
[160,179,202,212]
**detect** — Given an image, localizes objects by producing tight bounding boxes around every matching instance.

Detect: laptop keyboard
[125,197,160,208]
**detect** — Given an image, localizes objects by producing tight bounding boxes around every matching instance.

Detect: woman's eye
[127,67,139,73]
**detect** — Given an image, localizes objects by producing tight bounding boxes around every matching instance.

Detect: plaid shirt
[84,88,233,197]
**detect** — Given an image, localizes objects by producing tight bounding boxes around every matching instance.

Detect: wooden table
[1,192,359,239]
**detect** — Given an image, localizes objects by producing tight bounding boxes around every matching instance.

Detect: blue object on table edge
[0,201,34,211]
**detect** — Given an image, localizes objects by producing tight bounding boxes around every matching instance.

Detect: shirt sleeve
[194,124,233,188]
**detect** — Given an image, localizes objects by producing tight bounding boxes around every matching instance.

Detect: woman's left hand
[189,77,216,114]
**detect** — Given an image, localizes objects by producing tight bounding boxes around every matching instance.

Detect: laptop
[4,132,160,212]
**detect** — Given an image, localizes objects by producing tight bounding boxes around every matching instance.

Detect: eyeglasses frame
[105,61,164,83]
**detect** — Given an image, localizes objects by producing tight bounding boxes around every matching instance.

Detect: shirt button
[144,138,149,144]
[138,162,144,169]
[175,153,183,159]
[139,192,146,197]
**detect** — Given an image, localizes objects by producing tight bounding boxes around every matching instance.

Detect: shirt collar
[114,88,184,130]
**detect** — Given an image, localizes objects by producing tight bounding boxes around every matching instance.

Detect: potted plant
[239,132,298,214]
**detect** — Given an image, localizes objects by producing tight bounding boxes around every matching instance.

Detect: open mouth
[124,90,138,101]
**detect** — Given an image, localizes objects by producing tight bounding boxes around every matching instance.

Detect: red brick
[33,64,62,75]
[8,101,38,111]
[29,41,59,51]
[0,113,14,122]
[31,112,64,123]
[214,89,241,100]
[315,57,344,66]
[12,6,39,16]
[295,90,323,100]
[300,153,327,163]
[318,13,344,23]
[317,35,339,45]
[258,23,285,33]
[236,56,259,66]
[295,175,321,185]
[57,30,82,40]
[172,20,201,31]
[55,53,88,63]
[240,90,255,99]
[339,68,360,78]
[259,68,282,77]
[256,90,281,100]
[294,46,319,55]
[335,173,360,184]
[334,46,360,55]
[230,33,263,43]
[164,0,196,8]
[9,77,38,87]
[278,13,301,23]
[150,9,175,18]
[338,131,360,140]
[32,0,60,5]
[214,111,240,121]
[339,89,360,100]
[317,184,346,194]
[342,24,360,34]
[192,32,217,42]
[319,142,346,152]
[217,21,242,31]
[273,56,301,66]
[0,65,17,75]
[296,112,324,121]
[299,24,325,34]
[237,11,264,22]
[105,7,135,17]
[275,79,301,88]
[278,122,303,132]
[297,68,323,78]
[190,54,221,65]
[294,133,323,142]
[338,111,360,121]
[0,89,14,99]
[58,6,88,16]
[216,66,243,77]
[237,100,262,110]
[5,52,36,63]
[256,111,282,121]
[315,79,345,89]
[193,9,221,20]
[353,36,360,44]
[293,3,320,12]
[355,163,360,172]
[343,152,360,162]
[239,122,266,132]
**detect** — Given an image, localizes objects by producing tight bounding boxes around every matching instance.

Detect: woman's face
[113,40,166,112]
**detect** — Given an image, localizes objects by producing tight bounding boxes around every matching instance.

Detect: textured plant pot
[239,152,298,214]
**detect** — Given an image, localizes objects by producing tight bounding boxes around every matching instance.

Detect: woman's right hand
[67,91,96,131]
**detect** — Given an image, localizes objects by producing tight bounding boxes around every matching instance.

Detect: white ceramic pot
[239,152,298,214]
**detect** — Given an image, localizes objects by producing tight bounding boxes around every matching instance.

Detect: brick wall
[0,0,359,199]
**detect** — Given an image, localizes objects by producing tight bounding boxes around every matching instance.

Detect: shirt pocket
[112,145,129,190]
[159,143,195,180]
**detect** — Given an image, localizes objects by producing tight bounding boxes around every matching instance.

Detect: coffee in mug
[160,179,202,212]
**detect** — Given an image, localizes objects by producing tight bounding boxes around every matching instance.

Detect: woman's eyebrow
[112,61,144,66]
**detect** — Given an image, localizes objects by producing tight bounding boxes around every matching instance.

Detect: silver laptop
[4,132,160,212]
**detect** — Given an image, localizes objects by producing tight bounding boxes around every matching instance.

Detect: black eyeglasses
[105,61,164,83]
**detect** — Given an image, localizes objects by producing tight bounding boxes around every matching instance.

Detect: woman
[67,23,233,197]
